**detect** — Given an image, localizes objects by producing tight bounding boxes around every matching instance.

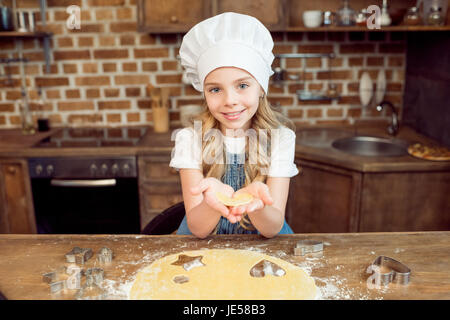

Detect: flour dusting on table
[100,241,382,300]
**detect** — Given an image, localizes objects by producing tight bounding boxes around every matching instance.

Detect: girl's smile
[221,109,246,121]
[203,67,263,136]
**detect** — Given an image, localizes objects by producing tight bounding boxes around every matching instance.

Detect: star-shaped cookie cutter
[75,269,106,300]
[171,254,205,271]
[42,265,83,293]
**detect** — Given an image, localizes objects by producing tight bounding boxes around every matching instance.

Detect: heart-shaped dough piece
[216,192,253,206]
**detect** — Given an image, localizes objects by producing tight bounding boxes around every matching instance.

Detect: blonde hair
[189,95,295,233]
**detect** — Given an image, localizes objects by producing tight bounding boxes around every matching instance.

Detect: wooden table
[0,232,449,300]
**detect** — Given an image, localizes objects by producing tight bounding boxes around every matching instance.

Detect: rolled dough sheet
[130,249,317,300]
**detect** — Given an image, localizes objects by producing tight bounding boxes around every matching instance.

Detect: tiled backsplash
[0,0,406,129]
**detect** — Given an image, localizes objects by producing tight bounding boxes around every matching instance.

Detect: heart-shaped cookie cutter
[370,256,411,285]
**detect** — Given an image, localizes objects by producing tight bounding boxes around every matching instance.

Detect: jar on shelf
[404,7,421,25]
[427,6,445,25]
[355,9,367,26]
[337,0,356,26]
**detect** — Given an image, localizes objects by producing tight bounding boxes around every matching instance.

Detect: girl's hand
[229,181,274,216]
[190,177,242,223]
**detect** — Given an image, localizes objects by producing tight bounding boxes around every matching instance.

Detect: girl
[170,12,299,239]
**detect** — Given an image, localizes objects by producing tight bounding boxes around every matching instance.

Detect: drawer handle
[7,166,16,174]
[170,15,178,23]
[50,179,116,187]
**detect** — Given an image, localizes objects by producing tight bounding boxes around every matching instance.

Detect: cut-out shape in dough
[171,254,205,271]
[130,249,317,300]
[249,259,286,278]
[173,275,189,284]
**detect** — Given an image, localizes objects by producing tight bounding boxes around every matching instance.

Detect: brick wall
[0,0,406,129]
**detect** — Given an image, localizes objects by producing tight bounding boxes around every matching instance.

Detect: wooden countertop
[0,232,449,300]
[0,124,449,172]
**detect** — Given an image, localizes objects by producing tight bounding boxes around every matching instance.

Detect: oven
[28,156,141,234]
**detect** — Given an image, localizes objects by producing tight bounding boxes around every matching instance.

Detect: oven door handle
[50,179,117,187]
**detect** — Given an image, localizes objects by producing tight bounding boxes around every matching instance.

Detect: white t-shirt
[169,126,299,178]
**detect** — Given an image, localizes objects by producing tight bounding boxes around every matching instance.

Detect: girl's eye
[209,87,220,93]
[238,83,249,89]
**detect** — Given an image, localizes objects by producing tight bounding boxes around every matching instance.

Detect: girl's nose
[223,89,238,106]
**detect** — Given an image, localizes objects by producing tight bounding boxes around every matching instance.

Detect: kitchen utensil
[294,240,324,256]
[375,70,386,105]
[359,72,373,107]
[148,85,170,133]
[303,10,323,28]
[369,256,411,286]
[65,247,93,265]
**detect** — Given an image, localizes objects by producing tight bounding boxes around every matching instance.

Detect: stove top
[34,126,148,148]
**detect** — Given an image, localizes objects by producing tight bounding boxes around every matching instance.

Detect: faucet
[376,100,399,136]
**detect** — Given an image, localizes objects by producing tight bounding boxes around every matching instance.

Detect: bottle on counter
[18,87,35,135]
[36,87,50,132]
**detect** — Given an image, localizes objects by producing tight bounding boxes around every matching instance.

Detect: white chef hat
[179,12,275,94]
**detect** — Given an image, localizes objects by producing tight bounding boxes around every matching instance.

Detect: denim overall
[176,151,293,235]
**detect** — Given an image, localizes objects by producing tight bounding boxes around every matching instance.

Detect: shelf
[285,25,450,32]
[0,31,53,38]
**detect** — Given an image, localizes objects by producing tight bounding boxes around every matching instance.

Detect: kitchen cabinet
[138,0,450,33]
[137,0,213,33]
[0,159,36,233]
[138,154,183,231]
[215,0,286,30]
[137,0,286,33]
[287,158,450,233]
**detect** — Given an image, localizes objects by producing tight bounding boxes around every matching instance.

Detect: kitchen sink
[331,136,409,157]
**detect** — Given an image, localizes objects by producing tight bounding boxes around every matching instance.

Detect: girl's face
[203,67,263,136]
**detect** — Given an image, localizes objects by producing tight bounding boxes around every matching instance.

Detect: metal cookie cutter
[43,265,81,293]
[85,268,104,285]
[65,247,93,265]
[42,267,67,294]
[370,256,411,286]
[75,274,107,300]
[97,247,113,264]
[294,240,324,256]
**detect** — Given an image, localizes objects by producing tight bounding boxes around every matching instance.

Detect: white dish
[303,10,323,28]
[359,72,373,107]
